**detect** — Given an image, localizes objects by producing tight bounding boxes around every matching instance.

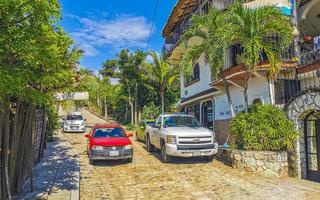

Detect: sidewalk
[14,131,80,200]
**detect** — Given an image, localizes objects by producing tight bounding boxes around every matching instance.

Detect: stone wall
[284,88,320,179]
[231,150,289,177]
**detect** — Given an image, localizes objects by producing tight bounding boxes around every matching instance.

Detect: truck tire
[161,143,171,163]
[146,134,155,152]
[89,159,95,165]
[204,156,215,162]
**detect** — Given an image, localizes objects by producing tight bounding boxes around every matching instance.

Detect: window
[93,128,126,138]
[202,2,210,14]
[253,98,262,105]
[185,63,200,85]
[164,116,200,128]
[231,44,243,67]
[155,116,162,127]
[185,104,200,121]
[202,100,213,129]
[66,115,83,120]
[274,79,301,104]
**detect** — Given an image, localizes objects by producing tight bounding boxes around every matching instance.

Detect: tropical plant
[229,104,298,151]
[220,3,293,111]
[0,0,82,198]
[180,7,235,117]
[144,51,179,113]
[142,102,161,120]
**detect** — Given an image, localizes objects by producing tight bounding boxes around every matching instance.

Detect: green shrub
[229,104,298,151]
[142,102,160,120]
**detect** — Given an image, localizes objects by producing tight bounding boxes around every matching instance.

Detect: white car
[145,113,218,163]
[63,112,86,133]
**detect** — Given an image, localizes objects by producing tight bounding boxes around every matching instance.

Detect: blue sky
[60,0,176,71]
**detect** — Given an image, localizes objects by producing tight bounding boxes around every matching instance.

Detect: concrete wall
[214,76,271,120]
[181,54,212,99]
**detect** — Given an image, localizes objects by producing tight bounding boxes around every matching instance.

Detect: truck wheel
[161,144,171,163]
[89,159,95,165]
[146,135,155,152]
[127,158,133,163]
[204,156,214,162]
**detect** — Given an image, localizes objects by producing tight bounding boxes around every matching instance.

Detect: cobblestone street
[63,110,320,200]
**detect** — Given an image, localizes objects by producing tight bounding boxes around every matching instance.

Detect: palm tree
[144,51,179,113]
[219,3,293,112]
[181,7,236,117]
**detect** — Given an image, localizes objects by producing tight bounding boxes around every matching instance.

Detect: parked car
[63,112,86,133]
[85,123,134,164]
[136,119,155,142]
[145,113,218,163]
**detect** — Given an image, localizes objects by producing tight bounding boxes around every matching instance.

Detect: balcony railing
[275,49,320,105]
[300,49,320,65]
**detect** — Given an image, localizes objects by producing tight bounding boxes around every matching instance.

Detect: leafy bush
[229,104,298,151]
[142,102,160,120]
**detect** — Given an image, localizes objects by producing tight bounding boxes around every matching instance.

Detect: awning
[244,0,292,15]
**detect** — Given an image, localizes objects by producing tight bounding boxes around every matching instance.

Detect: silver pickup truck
[145,113,218,163]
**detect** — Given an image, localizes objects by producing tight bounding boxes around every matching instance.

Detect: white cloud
[67,13,154,56]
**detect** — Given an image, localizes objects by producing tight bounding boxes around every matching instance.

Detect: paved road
[63,109,320,200]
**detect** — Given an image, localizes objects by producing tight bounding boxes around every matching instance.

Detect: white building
[162,0,320,182]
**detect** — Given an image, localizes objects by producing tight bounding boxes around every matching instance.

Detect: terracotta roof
[162,0,199,37]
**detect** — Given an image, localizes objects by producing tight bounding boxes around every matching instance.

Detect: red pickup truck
[85,123,133,164]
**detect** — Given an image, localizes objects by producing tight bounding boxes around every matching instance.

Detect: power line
[146,0,160,51]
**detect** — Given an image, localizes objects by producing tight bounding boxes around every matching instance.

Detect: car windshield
[66,115,83,120]
[93,128,126,138]
[164,116,200,128]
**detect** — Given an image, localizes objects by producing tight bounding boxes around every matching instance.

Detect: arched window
[193,63,200,80]
[253,98,262,105]
[185,63,200,86]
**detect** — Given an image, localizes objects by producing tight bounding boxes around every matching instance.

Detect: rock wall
[231,150,289,177]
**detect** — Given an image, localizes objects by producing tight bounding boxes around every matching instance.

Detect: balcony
[162,0,251,59]
[162,14,193,58]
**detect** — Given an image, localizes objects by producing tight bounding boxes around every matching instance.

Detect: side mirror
[126,132,134,137]
[84,134,91,138]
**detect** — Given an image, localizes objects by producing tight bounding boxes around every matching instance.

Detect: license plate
[71,126,78,130]
[109,151,119,156]
[193,151,201,156]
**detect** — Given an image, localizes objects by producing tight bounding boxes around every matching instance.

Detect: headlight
[92,146,104,151]
[211,131,216,142]
[124,144,133,150]
[166,135,176,144]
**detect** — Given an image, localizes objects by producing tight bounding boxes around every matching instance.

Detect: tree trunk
[221,71,235,118]
[104,97,108,120]
[243,70,252,113]
[2,95,12,200]
[9,99,22,190]
[134,83,138,126]
[129,101,134,125]
[160,90,165,113]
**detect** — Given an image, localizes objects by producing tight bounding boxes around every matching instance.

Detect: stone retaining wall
[231,150,289,177]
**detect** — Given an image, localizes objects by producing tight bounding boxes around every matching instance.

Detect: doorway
[201,100,213,130]
[305,111,320,182]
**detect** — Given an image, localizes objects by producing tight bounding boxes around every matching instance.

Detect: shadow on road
[90,159,132,167]
[141,144,216,165]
